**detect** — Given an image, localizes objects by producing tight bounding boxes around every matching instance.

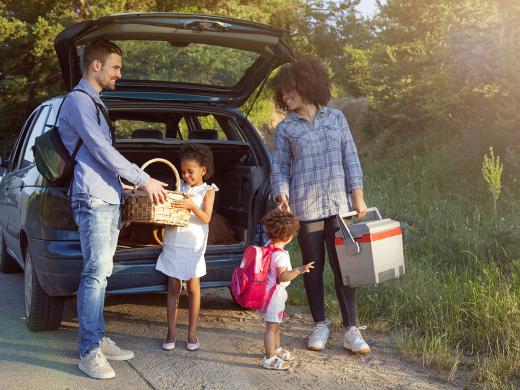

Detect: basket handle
[138,158,181,192]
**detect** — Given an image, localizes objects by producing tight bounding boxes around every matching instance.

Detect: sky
[356,0,381,17]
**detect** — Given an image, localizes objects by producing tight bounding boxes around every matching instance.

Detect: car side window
[196,114,228,140]
[7,107,41,172]
[18,105,51,169]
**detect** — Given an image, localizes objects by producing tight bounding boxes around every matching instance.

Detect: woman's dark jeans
[298,216,357,327]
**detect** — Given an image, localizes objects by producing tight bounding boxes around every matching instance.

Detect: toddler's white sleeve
[272,252,291,269]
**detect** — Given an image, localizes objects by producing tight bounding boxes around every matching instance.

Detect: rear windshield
[77,41,259,88]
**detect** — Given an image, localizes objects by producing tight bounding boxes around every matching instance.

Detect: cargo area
[115,140,263,249]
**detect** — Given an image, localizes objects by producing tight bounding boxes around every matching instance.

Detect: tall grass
[287,129,520,388]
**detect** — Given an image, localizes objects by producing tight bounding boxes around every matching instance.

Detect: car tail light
[42,190,76,230]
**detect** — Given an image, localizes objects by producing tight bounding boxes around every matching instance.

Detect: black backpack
[32,89,115,185]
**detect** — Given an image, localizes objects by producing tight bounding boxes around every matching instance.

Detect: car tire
[24,247,64,331]
[0,230,21,273]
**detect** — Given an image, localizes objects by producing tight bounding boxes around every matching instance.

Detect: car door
[4,105,51,260]
[0,108,40,250]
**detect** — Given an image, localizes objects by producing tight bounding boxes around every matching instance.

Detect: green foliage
[365,0,520,149]
[481,147,503,214]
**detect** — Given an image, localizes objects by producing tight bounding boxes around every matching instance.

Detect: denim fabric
[58,79,150,204]
[71,193,121,357]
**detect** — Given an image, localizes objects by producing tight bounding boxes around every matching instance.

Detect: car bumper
[29,238,243,296]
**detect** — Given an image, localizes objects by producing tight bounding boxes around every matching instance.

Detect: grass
[286,128,520,389]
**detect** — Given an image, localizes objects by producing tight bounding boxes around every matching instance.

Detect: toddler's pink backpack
[231,245,282,310]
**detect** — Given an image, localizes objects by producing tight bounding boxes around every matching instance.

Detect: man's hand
[276,194,291,212]
[142,178,169,204]
[351,189,367,218]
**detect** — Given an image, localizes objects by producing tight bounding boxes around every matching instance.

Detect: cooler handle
[336,207,382,256]
[339,207,382,220]
[336,215,361,255]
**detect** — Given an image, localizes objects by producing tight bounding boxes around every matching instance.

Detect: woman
[269,58,370,354]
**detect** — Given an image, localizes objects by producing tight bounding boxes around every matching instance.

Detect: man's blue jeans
[71,194,121,357]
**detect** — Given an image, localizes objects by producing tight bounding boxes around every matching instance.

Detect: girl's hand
[298,261,315,275]
[171,197,196,211]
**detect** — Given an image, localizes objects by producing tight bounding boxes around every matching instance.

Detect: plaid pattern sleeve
[270,106,364,221]
[271,122,291,199]
[339,111,364,192]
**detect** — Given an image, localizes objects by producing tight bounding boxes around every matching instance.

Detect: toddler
[261,209,314,370]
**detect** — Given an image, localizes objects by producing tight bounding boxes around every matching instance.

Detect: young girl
[155,143,217,351]
[261,209,315,370]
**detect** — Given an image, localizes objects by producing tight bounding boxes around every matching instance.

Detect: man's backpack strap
[73,89,116,147]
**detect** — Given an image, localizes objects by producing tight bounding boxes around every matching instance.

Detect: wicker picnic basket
[122,158,190,227]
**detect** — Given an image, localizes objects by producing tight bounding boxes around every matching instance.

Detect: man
[58,39,168,380]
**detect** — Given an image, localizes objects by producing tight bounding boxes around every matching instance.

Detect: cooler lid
[349,219,401,238]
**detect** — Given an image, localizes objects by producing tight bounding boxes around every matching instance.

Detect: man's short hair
[83,39,122,69]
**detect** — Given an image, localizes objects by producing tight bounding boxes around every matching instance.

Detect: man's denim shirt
[58,79,149,204]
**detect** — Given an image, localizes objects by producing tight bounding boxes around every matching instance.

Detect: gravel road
[0,272,461,389]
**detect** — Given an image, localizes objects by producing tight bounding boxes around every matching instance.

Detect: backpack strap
[73,89,116,147]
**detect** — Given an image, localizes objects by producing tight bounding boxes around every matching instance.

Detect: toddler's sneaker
[343,327,370,354]
[307,322,330,351]
[78,348,115,380]
[99,337,134,360]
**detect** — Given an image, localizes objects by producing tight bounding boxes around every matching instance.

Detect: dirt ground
[0,270,464,390]
[97,288,462,389]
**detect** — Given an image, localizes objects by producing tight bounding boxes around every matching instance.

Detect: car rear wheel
[24,247,64,331]
[0,230,21,273]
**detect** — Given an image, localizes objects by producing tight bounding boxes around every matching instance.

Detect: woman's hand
[276,194,291,212]
[351,189,367,218]
[171,196,196,211]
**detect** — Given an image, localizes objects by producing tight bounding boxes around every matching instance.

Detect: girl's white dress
[262,249,292,323]
[155,182,219,280]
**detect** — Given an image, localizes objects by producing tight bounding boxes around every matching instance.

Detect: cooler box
[335,208,405,286]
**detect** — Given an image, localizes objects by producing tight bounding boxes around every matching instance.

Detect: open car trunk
[115,140,263,250]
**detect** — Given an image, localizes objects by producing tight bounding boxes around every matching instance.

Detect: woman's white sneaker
[307,322,330,351]
[343,327,370,354]
[78,348,115,380]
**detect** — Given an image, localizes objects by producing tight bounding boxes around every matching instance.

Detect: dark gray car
[0,13,293,331]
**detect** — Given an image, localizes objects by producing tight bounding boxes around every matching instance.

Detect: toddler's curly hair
[262,209,300,243]
[179,143,214,180]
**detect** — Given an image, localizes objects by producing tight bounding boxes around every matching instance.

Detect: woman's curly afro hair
[179,143,214,180]
[262,209,300,243]
[269,58,331,111]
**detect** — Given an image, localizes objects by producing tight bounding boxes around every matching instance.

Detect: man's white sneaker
[78,348,115,380]
[343,327,370,354]
[307,322,330,351]
[99,337,134,361]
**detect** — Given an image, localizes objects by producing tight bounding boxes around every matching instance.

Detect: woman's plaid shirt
[270,106,363,221]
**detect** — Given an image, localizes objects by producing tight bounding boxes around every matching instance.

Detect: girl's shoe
[186,337,200,351]
[262,355,289,370]
[274,347,294,361]
[162,339,176,350]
